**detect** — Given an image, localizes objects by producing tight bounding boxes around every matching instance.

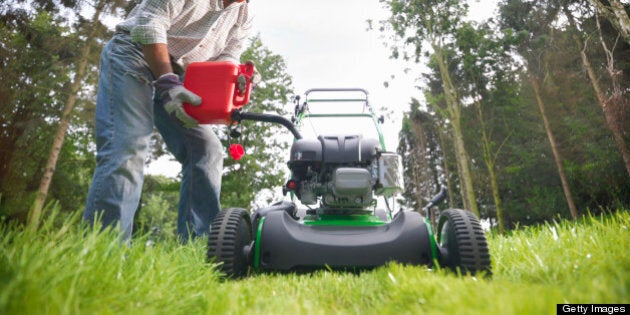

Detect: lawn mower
[182,63,491,278]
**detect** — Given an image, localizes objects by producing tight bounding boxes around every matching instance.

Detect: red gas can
[183,61,255,125]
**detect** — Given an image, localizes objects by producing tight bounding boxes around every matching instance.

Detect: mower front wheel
[207,208,252,278]
[437,209,491,276]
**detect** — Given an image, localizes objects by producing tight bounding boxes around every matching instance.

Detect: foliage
[1,207,628,314]
[133,175,180,241]
[382,0,483,216]
[397,99,444,212]
[0,0,130,221]
[383,0,630,227]
[0,8,92,220]
[494,0,630,224]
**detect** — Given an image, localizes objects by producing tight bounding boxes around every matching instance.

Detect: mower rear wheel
[207,208,252,278]
[437,209,491,276]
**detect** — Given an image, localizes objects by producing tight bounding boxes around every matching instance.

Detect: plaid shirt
[117,0,251,67]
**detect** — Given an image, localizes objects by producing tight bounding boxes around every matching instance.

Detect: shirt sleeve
[130,0,185,45]
[214,6,252,63]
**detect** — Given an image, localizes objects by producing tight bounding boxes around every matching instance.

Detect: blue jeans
[83,34,223,242]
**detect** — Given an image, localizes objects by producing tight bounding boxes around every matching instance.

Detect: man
[83,0,251,242]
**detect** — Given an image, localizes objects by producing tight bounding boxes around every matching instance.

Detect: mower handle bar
[304,88,369,105]
[422,186,447,213]
[304,88,369,97]
[231,110,303,140]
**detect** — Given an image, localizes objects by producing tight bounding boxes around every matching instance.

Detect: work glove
[245,60,262,87]
[154,73,202,128]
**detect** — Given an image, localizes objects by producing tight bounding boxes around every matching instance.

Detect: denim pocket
[108,35,153,84]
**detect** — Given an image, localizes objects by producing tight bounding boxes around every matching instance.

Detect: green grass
[1,209,628,315]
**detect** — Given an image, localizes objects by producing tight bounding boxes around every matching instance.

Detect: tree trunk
[28,3,104,230]
[433,46,479,217]
[487,162,504,233]
[437,128,455,208]
[563,4,630,176]
[581,40,630,176]
[476,102,506,234]
[594,13,630,176]
[610,0,630,43]
[530,77,579,219]
[411,121,429,211]
[601,96,630,176]
[589,0,630,44]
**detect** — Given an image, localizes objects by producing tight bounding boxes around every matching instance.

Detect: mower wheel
[437,209,491,276]
[207,208,252,278]
[374,209,388,221]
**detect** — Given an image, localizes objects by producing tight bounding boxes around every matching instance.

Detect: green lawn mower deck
[254,206,434,271]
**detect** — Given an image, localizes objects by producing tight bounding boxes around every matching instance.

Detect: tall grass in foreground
[1,209,628,315]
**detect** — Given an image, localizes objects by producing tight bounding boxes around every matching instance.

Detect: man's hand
[245,60,262,86]
[154,73,202,128]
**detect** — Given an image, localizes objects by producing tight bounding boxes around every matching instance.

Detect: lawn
[1,209,628,314]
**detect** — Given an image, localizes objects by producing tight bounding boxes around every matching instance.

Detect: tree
[592,10,630,176]
[588,0,630,44]
[530,78,580,219]
[0,1,130,225]
[383,0,629,228]
[29,0,129,229]
[450,21,523,233]
[498,0,580,219]
[562,0,630,176]
[1,7,78,221]
[381,0,480,217]
[398,99,443,213]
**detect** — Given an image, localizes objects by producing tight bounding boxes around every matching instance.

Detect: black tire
[207,208,252,278]
[437,209,491,276]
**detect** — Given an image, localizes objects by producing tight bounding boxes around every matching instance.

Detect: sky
[146,0,498,177]
[247,0,417,148]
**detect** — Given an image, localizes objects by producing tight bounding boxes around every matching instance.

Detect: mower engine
[287,134,402,211]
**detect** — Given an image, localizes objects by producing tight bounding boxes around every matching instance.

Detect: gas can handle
[233,62,255,106]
